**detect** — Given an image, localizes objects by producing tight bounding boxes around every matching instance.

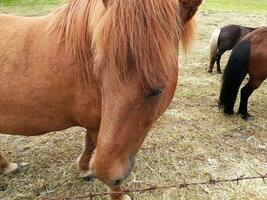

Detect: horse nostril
[113,179,123,186]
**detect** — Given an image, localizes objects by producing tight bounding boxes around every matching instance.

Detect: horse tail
[218,40,251,114]
[209,28,221,65]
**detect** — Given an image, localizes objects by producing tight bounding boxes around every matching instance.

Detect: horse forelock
[48,0,193,88]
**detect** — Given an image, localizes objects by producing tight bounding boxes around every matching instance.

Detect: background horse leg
[238,79,262,120]
[208,56,217,73]
[109,186,131,200]
[216,55,222,73]
[216,50,225,73]
[208,50,224,73]
[0,153,20,174]
[77,129,98,180]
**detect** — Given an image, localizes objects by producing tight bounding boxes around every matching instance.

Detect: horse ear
[102,0,109,8]
[180,0,203,24]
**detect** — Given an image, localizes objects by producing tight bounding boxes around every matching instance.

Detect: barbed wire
[65,172,267,199]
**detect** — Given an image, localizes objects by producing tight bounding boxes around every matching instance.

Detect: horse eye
[147,86,164,98]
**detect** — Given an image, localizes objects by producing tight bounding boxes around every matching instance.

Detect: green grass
[1,0,61,6]
[0,0,266,16]
[201,0,267,13]
[0,0,62,15]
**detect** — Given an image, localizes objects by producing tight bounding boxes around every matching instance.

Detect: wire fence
[59,172,267,200]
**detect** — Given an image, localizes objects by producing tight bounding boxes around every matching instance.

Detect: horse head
[87,0,202,188]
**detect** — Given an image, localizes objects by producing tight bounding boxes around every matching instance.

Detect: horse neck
[47,0,97,64]
[45,2,99,84]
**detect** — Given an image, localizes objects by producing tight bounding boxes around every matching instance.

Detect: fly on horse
[208,25,258,73]
[219,27,267,120]
[0,0,202,199]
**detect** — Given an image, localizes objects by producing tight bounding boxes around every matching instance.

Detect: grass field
[1,0,267,15]
[0,1,266,200]
[0,0,62,15]
[201,0,267,13]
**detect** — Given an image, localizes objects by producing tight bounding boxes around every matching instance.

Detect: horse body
[219,27,267,120]
[209,24,257,73]
[0,0,203,199]
[0,14,76,135]
[0,13,100,135]
[248,28,267,80]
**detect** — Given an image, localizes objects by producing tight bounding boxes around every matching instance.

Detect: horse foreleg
[77,129,98,180]
[0,153,20,174]
[109,186,131,200]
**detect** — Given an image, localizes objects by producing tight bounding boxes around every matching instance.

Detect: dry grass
[0,7,266,200]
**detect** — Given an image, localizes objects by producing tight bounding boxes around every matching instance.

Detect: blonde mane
[49,0,194,88]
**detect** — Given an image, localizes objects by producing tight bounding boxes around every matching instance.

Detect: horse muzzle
[89,155,136,187]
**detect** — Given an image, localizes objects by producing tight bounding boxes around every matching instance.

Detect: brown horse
[0,0,202,199]
[208,25,258,74]
[219,27,267,120]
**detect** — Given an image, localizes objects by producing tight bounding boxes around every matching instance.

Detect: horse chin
[108,187,132,200]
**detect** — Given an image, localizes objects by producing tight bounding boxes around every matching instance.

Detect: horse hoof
[240,113,251,121]
[208,69,212,73]
[217,70,222,74]
[4,163,28,174]
[224,110,234,116]
[82,175,95,182]
[123,194,131,200]
[13,163,28,174]
[79,170,95,182]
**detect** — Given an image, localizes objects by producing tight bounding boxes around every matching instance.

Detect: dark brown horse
[219,27,267,120]
[208,25,258,73]
[0,0,202,199]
